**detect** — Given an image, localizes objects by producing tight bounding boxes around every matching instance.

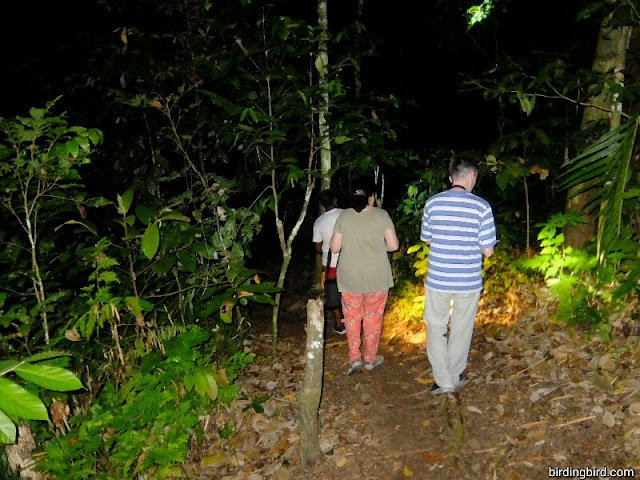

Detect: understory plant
[519,212,640,338]
[0,352,83,445]
[39,328,256,479]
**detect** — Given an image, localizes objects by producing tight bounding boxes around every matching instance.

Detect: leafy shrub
[39,328,254,479]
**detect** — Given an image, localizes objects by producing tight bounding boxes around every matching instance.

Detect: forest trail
[192,286,640,480]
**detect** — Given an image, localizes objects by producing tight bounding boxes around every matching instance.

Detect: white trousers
[423,288,481,389]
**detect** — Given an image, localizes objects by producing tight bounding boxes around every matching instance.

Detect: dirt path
[193,289,640,480]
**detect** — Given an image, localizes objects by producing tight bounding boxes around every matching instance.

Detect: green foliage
[558,116,639,261]
[520,212,593,279]
[519,212,628,337]
[0,99,103,347]
[483,248,532,294]
[386,281,426,326]
[0,352,83,444]
[40,329,253,479]
[466,0,495,29]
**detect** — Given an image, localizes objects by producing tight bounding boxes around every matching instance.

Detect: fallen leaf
[598,353,616,372]
[335,457,347,467]
[603,411,616,427]
[526,430,548,441]
[629,402,640,415]
[527,455,546,462]
[466,406,483,414]
[50,400,69,426]
[201,453,225,467]
[422,452,448,462]
[403,465,414,477]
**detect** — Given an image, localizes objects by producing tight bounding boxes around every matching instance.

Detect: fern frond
[558,116,639,261]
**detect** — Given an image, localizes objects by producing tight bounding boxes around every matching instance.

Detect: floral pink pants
[341,290,389,363]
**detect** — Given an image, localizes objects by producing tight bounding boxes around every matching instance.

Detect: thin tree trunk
[317,0,331,192]
[565,24,633,248]
[299,297,324,466]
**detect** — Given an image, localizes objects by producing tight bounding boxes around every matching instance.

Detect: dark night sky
[1,0,598,152]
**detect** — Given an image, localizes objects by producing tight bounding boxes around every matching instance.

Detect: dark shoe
[430,382,454,395]
[347,359,363,375]
[332,323,346,335]
[364,355,384,371]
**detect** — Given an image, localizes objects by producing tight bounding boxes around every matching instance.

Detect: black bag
[324,279,341,308]
[323,250,341,308]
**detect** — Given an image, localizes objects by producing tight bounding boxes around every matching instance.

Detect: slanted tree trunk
[565,24,633,248]
[299,298,325,466]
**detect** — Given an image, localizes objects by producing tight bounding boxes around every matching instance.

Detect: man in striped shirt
[420,157,497,394]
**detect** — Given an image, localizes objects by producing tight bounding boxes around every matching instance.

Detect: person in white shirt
[312,190,345,334]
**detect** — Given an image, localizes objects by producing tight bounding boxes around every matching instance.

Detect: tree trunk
[315,0,331,289]
[317,0,331,192]
[565,24,633,248]
[299,298,325,466]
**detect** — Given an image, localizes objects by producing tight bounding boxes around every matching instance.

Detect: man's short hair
[318,189,337,209]
[450,156,479,179]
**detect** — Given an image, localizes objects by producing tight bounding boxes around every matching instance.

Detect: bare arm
[330,232,342,254]
[384,228,399,252]
[315,242,323,255]
[481,246,494,257]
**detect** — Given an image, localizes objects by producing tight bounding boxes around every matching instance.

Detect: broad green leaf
[0,292,6,309]
[0,409,16,444]
[193,372,218,401]
[117,189,134,215]
[135,205,156,225]
[141,223,160,260]
[15,364,83,392]
[315,55,327,76]
[22,351,73,364]
[517,92,535,116]
[335,136,351,145]
[159,212,190,222]
[0,360,19,377]
[0,378,48,421]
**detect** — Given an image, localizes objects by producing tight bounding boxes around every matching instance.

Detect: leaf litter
[181,282,640,479]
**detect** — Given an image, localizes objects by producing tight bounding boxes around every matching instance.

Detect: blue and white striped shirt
[420,190,497,292]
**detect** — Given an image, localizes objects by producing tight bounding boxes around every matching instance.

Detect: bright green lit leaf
[0,410,16,444]
[315,55,327,76]
[0,378,48,421]
[335,136,351,145]
[141,223,160,260]
[117,189,134,215]
[14,364,83,392]
[193,372,218,401]
[466,0,494,28]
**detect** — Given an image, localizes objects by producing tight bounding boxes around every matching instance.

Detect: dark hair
[352,184,372,213]
[318,189,337,210]
[449,156,479,180]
